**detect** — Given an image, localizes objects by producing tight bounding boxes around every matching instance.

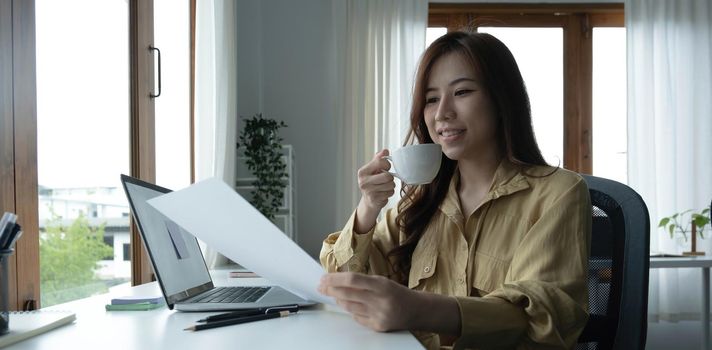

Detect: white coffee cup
[383,144,443,185]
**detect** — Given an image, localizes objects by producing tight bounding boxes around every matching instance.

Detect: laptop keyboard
[190,287,270,303]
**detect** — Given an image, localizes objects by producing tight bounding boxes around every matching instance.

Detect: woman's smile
[437,127,466,143]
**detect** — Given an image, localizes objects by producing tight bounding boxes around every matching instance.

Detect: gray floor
[647,320,706,350]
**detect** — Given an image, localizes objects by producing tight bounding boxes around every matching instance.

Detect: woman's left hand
[318,272,419,332]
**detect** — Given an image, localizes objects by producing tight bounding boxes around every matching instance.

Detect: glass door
[36,0,131,306]
[154,0,192,190]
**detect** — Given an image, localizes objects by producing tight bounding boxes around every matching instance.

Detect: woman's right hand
[354,149,396,234]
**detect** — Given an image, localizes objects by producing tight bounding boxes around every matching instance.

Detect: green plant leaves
[660,208,711,241]
[658,217,670,227]
[40,211,114,306]
[692,213,710,228]
[237,113,288,220]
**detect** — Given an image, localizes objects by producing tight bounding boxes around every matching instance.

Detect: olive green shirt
[320,160,591,350]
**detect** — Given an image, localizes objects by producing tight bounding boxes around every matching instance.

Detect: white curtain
[333,0,428,224]
[626,0,712,321]
[195,0,238,268]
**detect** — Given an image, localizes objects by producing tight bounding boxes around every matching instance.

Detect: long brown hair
[387,31,549,282]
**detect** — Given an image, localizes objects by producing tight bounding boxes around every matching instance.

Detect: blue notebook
[110,296,163,305]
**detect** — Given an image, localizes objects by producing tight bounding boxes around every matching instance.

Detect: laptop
[120,174,313,311]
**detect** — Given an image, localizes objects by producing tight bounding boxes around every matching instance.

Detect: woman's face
[423,52,498,162]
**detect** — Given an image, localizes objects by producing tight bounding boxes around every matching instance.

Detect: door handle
[149,45,161,98]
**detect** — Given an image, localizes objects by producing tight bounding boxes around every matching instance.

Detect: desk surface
[650,255,712,268]
[5,270,423,350]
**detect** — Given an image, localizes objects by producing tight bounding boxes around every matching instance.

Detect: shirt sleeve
[454,177,591,349]
[319,207,402,277]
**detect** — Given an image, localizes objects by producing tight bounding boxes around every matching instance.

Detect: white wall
[235,0,262,118]
[236,0,341,259]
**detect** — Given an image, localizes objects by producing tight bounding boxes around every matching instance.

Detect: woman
[318,31,591,350]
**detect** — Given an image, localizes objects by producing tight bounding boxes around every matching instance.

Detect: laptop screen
[121,176,212,300]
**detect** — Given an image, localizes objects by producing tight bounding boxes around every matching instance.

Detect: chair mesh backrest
[576,175,649,350]
[576,190,626,350]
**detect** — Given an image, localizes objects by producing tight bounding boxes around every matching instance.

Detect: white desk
[650,256,712,350]
[4,270,424,350]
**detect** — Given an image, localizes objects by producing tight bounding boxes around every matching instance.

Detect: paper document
[147,177,333,305]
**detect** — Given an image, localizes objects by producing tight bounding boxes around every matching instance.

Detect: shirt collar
[439,158,531,219]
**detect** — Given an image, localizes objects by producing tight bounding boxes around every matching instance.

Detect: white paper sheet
[147,177,334,305]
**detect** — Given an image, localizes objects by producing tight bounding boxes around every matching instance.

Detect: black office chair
[576,175,650,350]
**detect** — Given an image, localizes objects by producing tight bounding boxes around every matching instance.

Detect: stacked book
[105,296,165,311]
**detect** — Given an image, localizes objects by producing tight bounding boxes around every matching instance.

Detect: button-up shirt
[320,160,591,349]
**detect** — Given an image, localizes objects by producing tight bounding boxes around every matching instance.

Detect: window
[154,0,192,190]
[428,4,625,175]
[123,244,131,262]
[0,0,195,310]
[426,27,447,47]
[36,0,131,306]
[478,27,564,166]
[102,235,115,261]
[592,27,627,183]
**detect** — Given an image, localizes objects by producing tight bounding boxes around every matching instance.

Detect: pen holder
[0,248,13,336]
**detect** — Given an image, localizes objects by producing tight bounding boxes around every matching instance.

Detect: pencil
[196,304,299,323]
[184,311,291,331]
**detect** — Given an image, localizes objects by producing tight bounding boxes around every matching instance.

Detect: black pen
[196,304,299,323]
[4,227,22,250]
[0,213,17,249]
[184,310,292,331]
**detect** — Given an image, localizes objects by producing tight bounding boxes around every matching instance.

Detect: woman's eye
[455,89,472,96]
[425,97,439,104]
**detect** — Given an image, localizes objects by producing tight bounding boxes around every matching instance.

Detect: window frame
[1,0,41,311]
[428,3,624,174]
[0,0,196,309]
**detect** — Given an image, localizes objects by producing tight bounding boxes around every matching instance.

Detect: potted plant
[237,114,288,220]
[659,208,711,256]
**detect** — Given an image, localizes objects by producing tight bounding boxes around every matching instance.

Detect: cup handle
[382,156,404,181]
